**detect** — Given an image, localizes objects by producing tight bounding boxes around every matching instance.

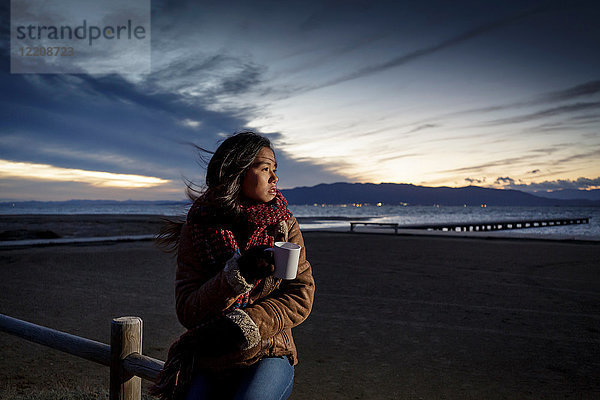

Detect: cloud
[569,113,600,123]
[441,154,540,174]
[0,159,170,188]
[465,177,486,184]
[537,80,600,103]
[180,119,202,129]
[296,2,552,94]
[495,176,600,192]
[272,147,349,189]
[376,153,423,163]
[440,145,599,186]
[484,101,600,126]
[0,135,183,177]
[405,124,439,134]
[0,60,351,198]
[495,176,516,186]
[0,72,250,175]
[0,177,182,201]
[554,148,600,164]
[456,80,600,116]
[142,49,268,107]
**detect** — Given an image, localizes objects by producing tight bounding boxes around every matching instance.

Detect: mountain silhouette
[281,182,599,206]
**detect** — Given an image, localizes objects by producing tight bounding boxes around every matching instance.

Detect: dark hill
[281,182,599,206]
[533,189,600,201]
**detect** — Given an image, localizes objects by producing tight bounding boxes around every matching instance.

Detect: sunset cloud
[492,176,600,192]
[0,160,170,188]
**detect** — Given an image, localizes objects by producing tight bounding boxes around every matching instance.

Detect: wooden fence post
[110,317,142,400]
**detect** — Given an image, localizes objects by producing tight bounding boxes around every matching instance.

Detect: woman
[152,132,315,400]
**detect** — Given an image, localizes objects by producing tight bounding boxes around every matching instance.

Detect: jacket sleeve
[243,217,315,338]
[175,223,253,329]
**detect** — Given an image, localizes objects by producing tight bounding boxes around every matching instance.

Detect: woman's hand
[194,309,261,355]
[237,245,275,282]
[197,315,247,355]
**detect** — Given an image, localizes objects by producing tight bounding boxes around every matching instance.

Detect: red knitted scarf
[186,190,292,309]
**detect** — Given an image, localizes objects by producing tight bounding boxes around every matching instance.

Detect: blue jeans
[185,356,294,400]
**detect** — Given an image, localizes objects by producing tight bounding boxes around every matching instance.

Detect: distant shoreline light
[0,159,169,188]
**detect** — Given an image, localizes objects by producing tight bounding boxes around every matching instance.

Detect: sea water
[290,204,600,239]
[0,202,598,239]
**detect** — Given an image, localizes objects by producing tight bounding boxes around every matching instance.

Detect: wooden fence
[0,313,164,400]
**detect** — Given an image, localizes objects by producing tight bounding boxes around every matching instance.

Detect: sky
[1,0,599,201]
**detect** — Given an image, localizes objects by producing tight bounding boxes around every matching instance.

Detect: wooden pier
[350,217,590,234]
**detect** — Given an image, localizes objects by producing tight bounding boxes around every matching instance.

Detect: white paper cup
[268,241,301,280]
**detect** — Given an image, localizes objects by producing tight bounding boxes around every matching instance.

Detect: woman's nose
[270,171,278,183]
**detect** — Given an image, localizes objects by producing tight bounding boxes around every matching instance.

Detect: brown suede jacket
[175,216,315,368]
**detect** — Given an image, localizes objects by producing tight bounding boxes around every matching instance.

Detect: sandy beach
[1,215,599,399]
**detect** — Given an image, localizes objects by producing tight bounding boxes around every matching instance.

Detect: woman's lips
[268,187,277,194]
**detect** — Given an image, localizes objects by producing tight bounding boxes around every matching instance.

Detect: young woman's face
[241,147,279,203]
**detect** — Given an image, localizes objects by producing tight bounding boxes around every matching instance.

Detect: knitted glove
[237,245,275,283]
[198,314,247,356]
[149,316,244,399]
[149,310,260,399]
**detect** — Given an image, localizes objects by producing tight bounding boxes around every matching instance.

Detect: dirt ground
[1,227,599,399]
[0,214,167,240]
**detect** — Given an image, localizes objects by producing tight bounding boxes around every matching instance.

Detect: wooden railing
[0,313,164,400]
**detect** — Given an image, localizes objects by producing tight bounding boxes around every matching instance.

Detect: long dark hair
[202,131,272,212]
[155,131,273,252]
